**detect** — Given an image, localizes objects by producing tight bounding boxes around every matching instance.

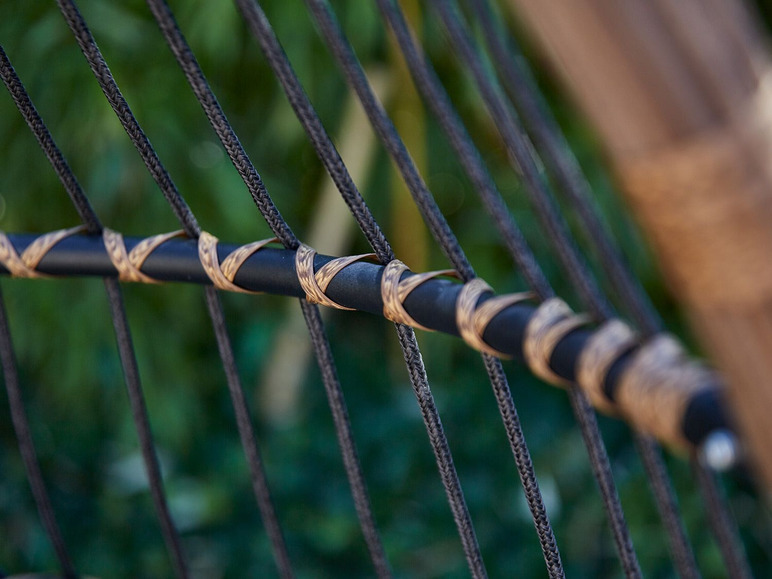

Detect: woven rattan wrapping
[0,226,85,278]
[199,231,275,294]
[105,229,184,284]
[456,277,533,357]
[524,298,591,386]
[576,319,639,415]
[296,243,376,310]
[617,335,714,448]
[381,259,457,330]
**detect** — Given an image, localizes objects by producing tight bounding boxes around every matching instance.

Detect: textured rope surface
[56,1,295,574]
[0,40,189,578]
[146,0,391,573]
[460,0,748,572]
[377,0,702,575]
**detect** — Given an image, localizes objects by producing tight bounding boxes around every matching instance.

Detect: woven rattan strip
[577,320,640,415]
[0,226,84,278]
[199,231,276,294]
[524,298,591,386]
[104,228,185,284]
[456,278,533,357]
[617,335,714,448]
[296,243,376,310]
[381,259,457,330]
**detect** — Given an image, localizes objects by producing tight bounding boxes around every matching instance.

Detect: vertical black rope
[54,2,294,575]
[0,47,77,578]
[466,1,747,574]
[54,0,200,238]
[394,323,486,577]
[374,0,551,300]
[104,279,189,579]
[304,0,474,281]
[140,0,296,249]
[481,355,563,577]
[466,0,661,334]
[298,301,391,578]
[567,389,641,578]
[0,291,76,579]
[0,46,99,235]
[300,1,569,576]
[633,435,699,578]
[424,2,643,575]
[304,0,637,573]
[693,461,752,579]
[204,288,294,578]
[232,1,492,575]
[142,0,388,574]
[426,0,611,320]
[232,0,393,264]
[0,44,188,578]
[404,0,690,573]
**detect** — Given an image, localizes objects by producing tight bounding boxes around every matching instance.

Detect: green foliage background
[0,0,770,577]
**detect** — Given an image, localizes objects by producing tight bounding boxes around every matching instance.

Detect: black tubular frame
[0,230,733,449]
[0,0,758,577]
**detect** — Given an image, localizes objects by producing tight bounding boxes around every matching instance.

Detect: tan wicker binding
[0,226,85,278]
[524,298,591,386]
[296,243,376,310]
[456,278,533,358]
[381,259,457,330]
[198,231,276,294]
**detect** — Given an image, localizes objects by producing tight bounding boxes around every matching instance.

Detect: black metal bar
[0,231,730,448]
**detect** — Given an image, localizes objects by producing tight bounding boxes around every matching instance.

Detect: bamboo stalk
[508,0,772,488]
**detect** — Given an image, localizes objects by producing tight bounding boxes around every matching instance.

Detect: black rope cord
[0,45,187,578]
[376,10,694,572]
[465,0,749,574]
[233,0,485,575]
[0,287,76,579]
[144,0,389,575]
[298,0,574,574]
[304,0,643,575]
[693,458,753,579]
[373,0,552,301]
[427,2,734,576]
[0,46,77,579]
[435,3,701,575]
[466,0,661,333]
[0,1,752,577]
[363,15,692,570]
[380,0,691,575]
[53,1,294,576]
[455,1,700,569]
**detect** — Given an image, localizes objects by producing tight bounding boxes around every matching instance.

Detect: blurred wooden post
[507,0,772,489]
